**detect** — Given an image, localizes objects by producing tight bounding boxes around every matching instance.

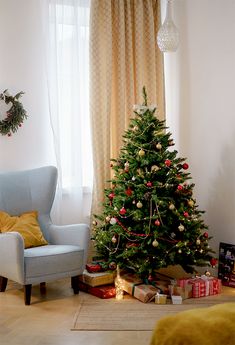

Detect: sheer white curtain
[42,0,92,225]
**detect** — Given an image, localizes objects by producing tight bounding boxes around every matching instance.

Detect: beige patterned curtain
[90,0,164,217]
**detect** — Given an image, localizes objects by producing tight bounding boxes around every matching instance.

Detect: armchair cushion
[0,210,48,248]
[24,245,84,284]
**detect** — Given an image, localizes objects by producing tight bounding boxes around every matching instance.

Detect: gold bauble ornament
[138,149,145,157]
[169,203,175,210]
[136,201,143,208]
[196,239,201,245]
[188,199,194,207]
[105,216,111,222]
[156,143,162,150]
[178,224,185,232]
[178,249,182,253]
[152,239,159,247]
[151,165,159,172]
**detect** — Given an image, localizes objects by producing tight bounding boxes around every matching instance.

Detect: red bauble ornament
[182,163,189,170]
[183,211,189,218]
[210,258,218,267]
[203,232,209,238]
[125,188,133,196]
[177,185,183,191]
[165,159,171,167]
[146,181,153,187]
[155,219,160,226]
[109,192,115,199]
[119,207,127,215]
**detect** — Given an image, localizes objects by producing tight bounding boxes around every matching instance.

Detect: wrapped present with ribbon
[119,273,160,302]
[191,278,209,298]
[133,284,160,303]
[201,275,222,296]
[176,277,209,298]
[119,272,143,295]
[177,275,222,298]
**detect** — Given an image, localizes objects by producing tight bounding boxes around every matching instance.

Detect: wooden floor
[1,279,235,345]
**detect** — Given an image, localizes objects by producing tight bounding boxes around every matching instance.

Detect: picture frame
[218,242,235,287]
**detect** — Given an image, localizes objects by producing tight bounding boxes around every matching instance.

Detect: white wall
[0,0,55,171]
[164,0,235,256]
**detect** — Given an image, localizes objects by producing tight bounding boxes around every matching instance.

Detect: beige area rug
[72,291,234,331]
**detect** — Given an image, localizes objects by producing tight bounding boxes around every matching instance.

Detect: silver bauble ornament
[110,217,117,225]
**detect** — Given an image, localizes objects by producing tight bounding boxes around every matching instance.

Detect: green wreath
[0,89,28,136]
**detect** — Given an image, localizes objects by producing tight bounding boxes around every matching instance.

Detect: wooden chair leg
[40,282,46,294]
[24,284,32,305]
[71,276,79,294]
[0,276,8,292]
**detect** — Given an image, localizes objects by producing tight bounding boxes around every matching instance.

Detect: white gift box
[171,295,182,304]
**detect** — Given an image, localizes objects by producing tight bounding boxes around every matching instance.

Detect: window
[48,0,92,190]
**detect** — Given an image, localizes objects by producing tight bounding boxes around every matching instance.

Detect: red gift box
[78,281,116,299]
[86,261,109,273]
[86,263,103,273]
[89,285,116,299]
[191,278,208,298]
[207,276,222,295]
[177,276,222,298]
[177,277,193,288]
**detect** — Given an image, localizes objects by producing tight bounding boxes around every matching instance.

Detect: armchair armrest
[48,223,90,266]
[0,232,24,284]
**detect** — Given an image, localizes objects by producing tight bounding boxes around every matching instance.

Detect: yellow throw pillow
[0,210,48,249]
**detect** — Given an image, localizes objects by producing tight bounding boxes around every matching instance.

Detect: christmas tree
[92,88,215,278]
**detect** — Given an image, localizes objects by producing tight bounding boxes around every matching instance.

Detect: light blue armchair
[0,166,89,305]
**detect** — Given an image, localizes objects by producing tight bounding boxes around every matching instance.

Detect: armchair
[0,166,89,305]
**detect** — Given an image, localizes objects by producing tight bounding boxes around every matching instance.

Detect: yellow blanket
[150,303,235,345]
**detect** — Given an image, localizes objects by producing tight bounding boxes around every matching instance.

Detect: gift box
[155,293,167,304]
[119,272,143,295]
[177,277,194,288]
[86,261,109,273]
[133,284,159,303]
[78,281,116,299]
[149,279,170,295]
[177,276,221,298]
[171,295,182,304]
[86,263,103,273]
[168,284,193,300]
[119,273,160,302]
[79,269,115,287]
[190,278,208,298]
[202,276,222,296]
